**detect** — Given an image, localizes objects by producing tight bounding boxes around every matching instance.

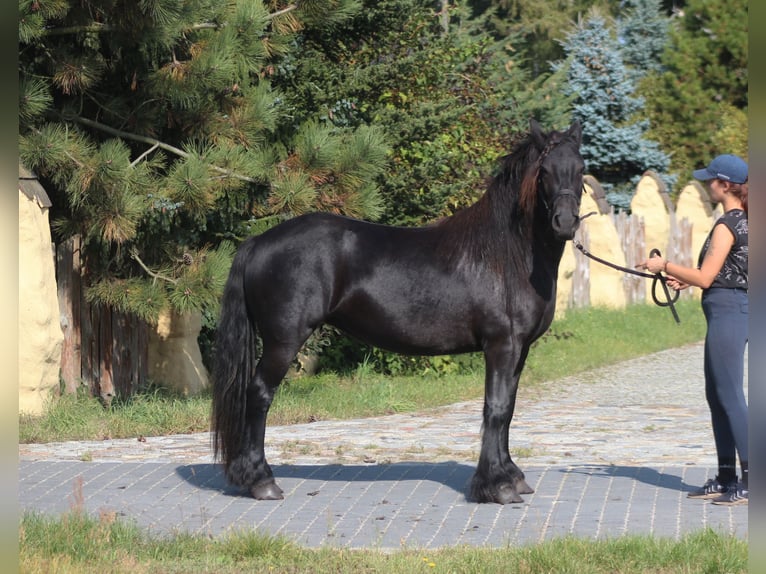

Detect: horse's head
[526,119,584,241]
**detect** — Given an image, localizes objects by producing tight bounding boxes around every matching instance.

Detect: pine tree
[555,11,673,209]
[18,1,388,323]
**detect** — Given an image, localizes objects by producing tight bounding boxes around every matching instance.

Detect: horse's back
[241,213,423,308]
[247,212,446,275]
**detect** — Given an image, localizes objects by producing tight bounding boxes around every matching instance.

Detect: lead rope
[572,214,680,323]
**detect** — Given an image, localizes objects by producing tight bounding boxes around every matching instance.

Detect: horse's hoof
[495,483,524,504]
[250,479,284,500]
[514,476,535,495]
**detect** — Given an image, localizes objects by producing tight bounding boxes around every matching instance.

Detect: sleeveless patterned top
[697,209,748,290]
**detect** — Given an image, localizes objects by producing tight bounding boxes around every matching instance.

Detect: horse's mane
[435,130,562,272]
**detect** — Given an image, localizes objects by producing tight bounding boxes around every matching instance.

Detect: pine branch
[39,5,299,36]
[191,4,299,28]
[67,115,258,183]
[130,248,178,285]
[268,4,300,20]
[30,127,85,169]
[130,143,159,167]
[41,23,109,36]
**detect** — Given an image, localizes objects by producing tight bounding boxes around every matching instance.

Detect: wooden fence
[562,172,705,310]
[569,209,695,308]
[56,235,149,402]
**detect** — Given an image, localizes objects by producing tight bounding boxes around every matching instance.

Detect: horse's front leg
[470,339,533,504]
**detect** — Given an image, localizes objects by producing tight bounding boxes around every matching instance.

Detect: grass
[18,388,213,443]
[19,301,706,444]
[19,511,747,574]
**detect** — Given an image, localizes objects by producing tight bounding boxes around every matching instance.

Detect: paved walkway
[19,342,748,548]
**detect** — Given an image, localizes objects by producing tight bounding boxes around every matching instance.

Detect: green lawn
[20,512,747,574]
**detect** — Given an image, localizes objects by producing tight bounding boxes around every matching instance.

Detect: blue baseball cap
[692,154,748,184]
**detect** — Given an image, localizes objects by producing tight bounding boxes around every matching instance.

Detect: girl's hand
[665,276,688,291]
[637,255,666,274]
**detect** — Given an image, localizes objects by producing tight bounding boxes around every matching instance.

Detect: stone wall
[630,172,673,302]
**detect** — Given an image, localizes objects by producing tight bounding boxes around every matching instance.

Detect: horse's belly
[331,320,481,356]
[327,291,481,356]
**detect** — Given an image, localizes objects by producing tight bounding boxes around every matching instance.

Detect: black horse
[212,119,584,504]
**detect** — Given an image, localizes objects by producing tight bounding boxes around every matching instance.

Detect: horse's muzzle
[551,213,579,240]
[551,191,581,240]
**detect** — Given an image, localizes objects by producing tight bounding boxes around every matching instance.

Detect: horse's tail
[211,239,258,470]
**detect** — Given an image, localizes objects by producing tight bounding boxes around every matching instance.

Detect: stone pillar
[630,172,673,302]
[18,191,63,415]
[578,182,626,309]
[147,310,209,395]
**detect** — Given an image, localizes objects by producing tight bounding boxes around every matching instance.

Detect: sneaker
[687,477,731,499]
[711,483,748,506]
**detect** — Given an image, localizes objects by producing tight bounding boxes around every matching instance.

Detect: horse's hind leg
[226,341,301,500]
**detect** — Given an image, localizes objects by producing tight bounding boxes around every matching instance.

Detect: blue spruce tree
[617,0,669,83]
[555,12,674,210]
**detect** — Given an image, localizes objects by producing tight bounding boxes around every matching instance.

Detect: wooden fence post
[111,309,149,399]
[615,211,645,304]
[98,306,115,404]
[56,235,82,395]
[571,224,590,308]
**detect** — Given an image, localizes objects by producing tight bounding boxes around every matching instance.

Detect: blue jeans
[701,287,749,466]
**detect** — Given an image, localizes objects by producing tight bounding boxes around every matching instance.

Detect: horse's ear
[529,118,546,149]
[567,120,582,146]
